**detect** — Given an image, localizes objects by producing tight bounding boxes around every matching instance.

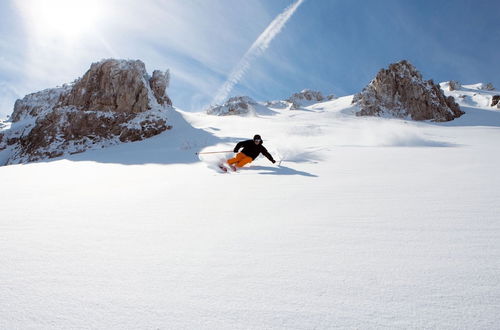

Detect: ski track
[1,92,500,329]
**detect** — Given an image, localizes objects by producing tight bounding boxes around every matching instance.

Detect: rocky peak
[265,100,290,109]
[448,80,462,91]
[149,69,172,106]
[352,60,464,122]
[481,83,495,91]
[287,89,325,109]
[0,59,173,165]
[12,86,70,122]
[206,96,257,116]
[491,95,500,107]
[60,59,162,113]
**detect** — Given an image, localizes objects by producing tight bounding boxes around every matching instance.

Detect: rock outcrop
[265,100,290,109]
[493,95,500,108]
[0,59,173,165]
[264,90,334,110]
[149,70,172,106]
[448,80,461,91]
[12,86,69,122]
[481,83,495,91]
[287,89,325,109]
[206,96,258,116]
[352,60,463,122]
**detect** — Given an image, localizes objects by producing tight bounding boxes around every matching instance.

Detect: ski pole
[195,150,233,155]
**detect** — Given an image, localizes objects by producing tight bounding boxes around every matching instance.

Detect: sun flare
[19,0,104,39]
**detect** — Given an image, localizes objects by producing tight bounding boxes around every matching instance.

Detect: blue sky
[1,0,499,118]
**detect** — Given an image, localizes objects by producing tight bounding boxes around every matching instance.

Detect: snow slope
[1,88,500,329]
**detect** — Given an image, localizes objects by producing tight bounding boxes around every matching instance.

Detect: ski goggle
[254,139,262,142]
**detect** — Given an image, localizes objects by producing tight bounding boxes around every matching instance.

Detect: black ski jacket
[234,140,275,162]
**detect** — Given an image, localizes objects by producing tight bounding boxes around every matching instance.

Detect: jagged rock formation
[0,59,173,165]
[149,70,172,106]
[206,96,258,116]
[265,100,290,109]
[352,60,463,122]
[12,86,69,122]
[492,95,500,107]
[448,80,461,91]
[287,89,325,109]
[481,83,495,91]
[264,90,334,110]
[58,60,172,112]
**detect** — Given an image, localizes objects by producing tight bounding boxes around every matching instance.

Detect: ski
[217,163,228,173]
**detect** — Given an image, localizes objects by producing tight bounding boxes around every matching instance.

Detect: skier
[227,134,276,169]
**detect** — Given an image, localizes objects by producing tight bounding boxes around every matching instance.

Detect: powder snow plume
[211,0,305,106]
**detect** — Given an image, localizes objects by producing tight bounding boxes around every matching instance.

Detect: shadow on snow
[436,106,500,127]
[243,164,317,177]
[36,109,236,166]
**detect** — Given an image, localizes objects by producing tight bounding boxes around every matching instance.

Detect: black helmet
[253,134,262,142]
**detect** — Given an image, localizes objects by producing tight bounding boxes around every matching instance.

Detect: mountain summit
[352,60,464,122]
[0,59,173,165]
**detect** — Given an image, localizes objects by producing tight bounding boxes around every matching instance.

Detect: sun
[17,0,104,39]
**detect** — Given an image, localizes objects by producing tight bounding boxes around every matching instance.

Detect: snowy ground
[1,90,500,329]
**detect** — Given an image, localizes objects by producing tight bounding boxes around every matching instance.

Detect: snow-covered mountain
[206,90,334,115]
[0,59,173,165]
[286,89,334,109]
[441,81,500,109]
[207,96,259,116]
[353,60,463,121]
[205,95,280,117]
[263,89,334,110]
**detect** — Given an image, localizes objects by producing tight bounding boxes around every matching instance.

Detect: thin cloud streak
[211,0,305,106]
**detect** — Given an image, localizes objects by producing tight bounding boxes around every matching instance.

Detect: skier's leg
[227,152,244,165]
[236,155,253,167]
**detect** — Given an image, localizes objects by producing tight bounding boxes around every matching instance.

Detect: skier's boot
[218,163,228,172]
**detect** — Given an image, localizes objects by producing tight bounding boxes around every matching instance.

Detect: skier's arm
[261,146,276,163]
[233,141,244,153]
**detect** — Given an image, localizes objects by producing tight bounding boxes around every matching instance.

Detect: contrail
[211,0,305,106]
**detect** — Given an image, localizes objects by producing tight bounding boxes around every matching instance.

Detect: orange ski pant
[227,152,253,168]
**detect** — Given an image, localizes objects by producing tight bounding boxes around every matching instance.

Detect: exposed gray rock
[12,86,69,122]
[448,80,461,91]
[492,95,500,107]
[287,89,325,109]
[149,69,172,106]
[482,83,495,91]
[352,60,464,122]
[206,96,257,116]
[265,100,290,109]
[59,59,151,113]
